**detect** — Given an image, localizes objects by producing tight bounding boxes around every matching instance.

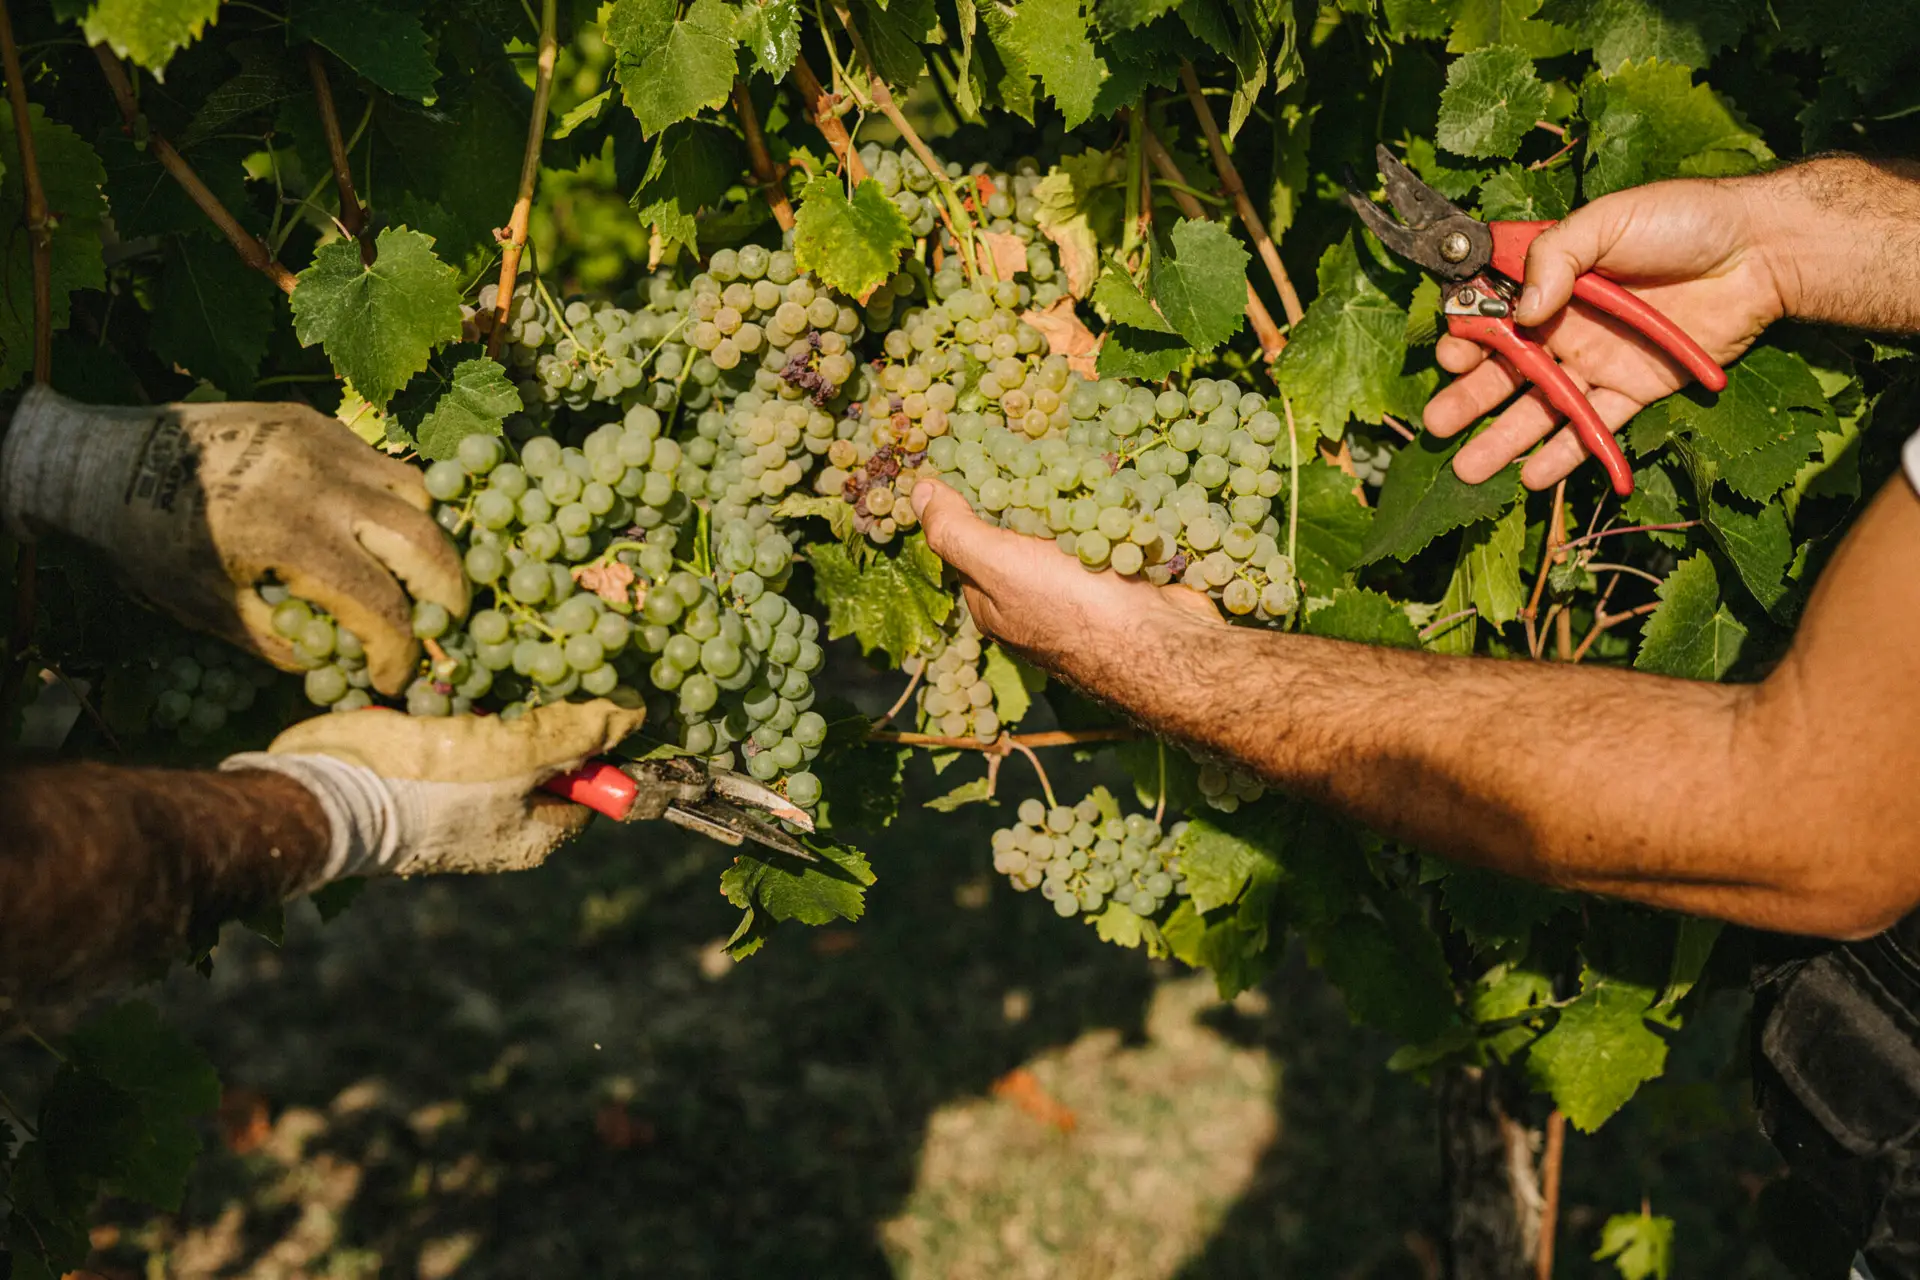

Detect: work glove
[222,699,648,884]
[0,386,467,694]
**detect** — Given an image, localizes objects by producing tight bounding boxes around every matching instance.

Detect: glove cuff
[0,386,167,543]
[220,751,404,885]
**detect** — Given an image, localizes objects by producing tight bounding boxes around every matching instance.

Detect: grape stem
[0,0,46,733]
[93,48,298,293]
[1282,394,1300,569]
[871,663,924,730]
[1559,520,1699,551]
[486,0,559,359]
[733,78,795,231]
[1154,739,1166,825]
[1179,60,1305,325]
[1418,607,1477,641]
[1522,479,1568,659]
[1535,1110,1567,1280]
[1379,413,1416,443]
[1004,736,1057,808]
[868,727,1137,751]
[1139,123,1287,360]
[306,47,371,266]
[789,55,869,184]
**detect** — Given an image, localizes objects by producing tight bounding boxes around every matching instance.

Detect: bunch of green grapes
[991,794,1190,920]
[1195,759,1268,814]
[686,389,837,528]
[1347,431,1395,486]
[859,142,944,240]
[687,246,865,405]
[127,631,285,744]
[905,607,1000,743]
[484,276,692,420]
[262,585,377,714]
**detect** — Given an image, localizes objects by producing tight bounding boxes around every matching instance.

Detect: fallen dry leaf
[573,559,638,607]
[991,1067,1077,1133]
[1021,298,1101,379]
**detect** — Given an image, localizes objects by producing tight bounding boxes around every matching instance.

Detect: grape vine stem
[1534,1109,1566,1279]
[1140,124,1286,360]
[1282,394,1300,567]
[94,48,297,294]
[0,0,47,736]
[868,727,1137,752]
[1179,60,1305,325]
[790,55,868,184]
[306,47,370,265]
[1558,519,1698,551]
[486,0,558,359]
[1522,480,1567,659]
[872,663,923,730]
[733,78,794,231]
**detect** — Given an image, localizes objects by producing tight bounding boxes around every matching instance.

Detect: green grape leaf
[1447,0,1575,56]
[1435,861,1569,952]
[1096,901,1172,957]
[1096,325,1190,380]
[721,838,876,927]
[289,0,439,101]
[415,358,522,461]
[806,533,953,663]
[1527,972,1668,1131]
[980,643,1033,727]
[1621,461,1691,547]
[377,72,526,266]
[1772,0,1920,95]
[1173,815,1277,915]
[1307,899,1460,1042]
[1148,217,1250,350]
[98,130,257,242]
[290,227,464,407]
[1593,1212,1675,1280]
[1275,236,1433,439]
[151,234,275,396]
[1476,164,1572,221]
[1470,961,1556,1023]
[1654,347,1831,503]
[63,1001,220,1209]
[925,773,996,811]
[992,0,1108,129]
[735,0,800,77]
[552,88,613,140]
[1582,59,1772,199]
[0,104,106,394]
[632,120,745,254]
[1657,916,1723,1013]
[1705,497,1791,612]
[1437,46,1551,160]
[1403,276,1444,347]
[852,0,938,87]
[75,0,221,74]
[1457,500,1527,627]
[1403,135,1490,201]
[1358,434,1522,566]
[1093,267,1175,333]
[1303,588,1420,647]
[1635,551,1746,680]
[180,42,306,145]
[772,494,859,542]
[1383,0,1450,41]
[1097,0,1180,31]
[1539,0,1746,70]
[609,0,738,136]
[793,175,915,300]
[1290,458,1375,596]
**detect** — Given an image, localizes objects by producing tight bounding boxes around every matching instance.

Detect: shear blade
[711,769,816,833]
[1374,143,1466,227]
[669,798,816,860]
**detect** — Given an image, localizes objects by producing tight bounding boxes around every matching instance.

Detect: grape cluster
[1195,759,1268,814]
[264,586,378,714]
[991,794,1190,920]
[484,277,692,421]
[129,633,282,744]
[1348,431,1395,486]
[904,607,1000,743]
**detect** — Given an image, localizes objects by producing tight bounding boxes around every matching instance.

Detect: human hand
[1425,176,1789,490]
[223,699,649,881]
[0,387,467,694]
[910,480,1221,702]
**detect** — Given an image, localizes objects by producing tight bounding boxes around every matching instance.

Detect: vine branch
[1179,60,1304,325]
[487,0,558,359]
[1534,1109,1566,1280]
[1140,124,1286,361]
[733,77,794,231]
[867,727,1137,751]
[790,55,868,183]
[96,48,296,293]
[306,47,370,264]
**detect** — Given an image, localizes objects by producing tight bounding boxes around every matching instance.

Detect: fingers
[269,698,648,783]
[1451,380,1567,484]
[1518,387,1644,490]
[509,699,652,776]
[1435,335,1490,375]
[1424,354,1525,438]
[354,492,470,620]
[912,479,1020,583]
[1516,206,1620,326]
[276,545,421,695]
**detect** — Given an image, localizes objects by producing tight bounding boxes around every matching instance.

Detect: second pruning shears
[543,756,818,861]
[1344,144,1728,498]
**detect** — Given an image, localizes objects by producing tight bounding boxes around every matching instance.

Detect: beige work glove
[0,386,467,694]
[221,700,648,883]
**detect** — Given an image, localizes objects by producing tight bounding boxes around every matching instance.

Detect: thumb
[911,479,998,580]
[1516,207,1613,326]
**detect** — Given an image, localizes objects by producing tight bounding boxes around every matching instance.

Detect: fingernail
[911,480,934,517]
[1518,285,1542,320]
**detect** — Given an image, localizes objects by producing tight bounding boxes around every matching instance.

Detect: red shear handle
[541,760,638,821]
[1489,221,1728,393]
[1449,313,1636,498]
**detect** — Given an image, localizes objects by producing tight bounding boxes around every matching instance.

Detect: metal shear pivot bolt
[1345,144,1729,498]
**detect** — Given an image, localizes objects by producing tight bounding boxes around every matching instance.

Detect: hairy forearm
[1757,154,1920,333]
[0,762,331,1002]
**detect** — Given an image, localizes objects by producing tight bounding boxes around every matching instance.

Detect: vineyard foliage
[5,0,1920,1275]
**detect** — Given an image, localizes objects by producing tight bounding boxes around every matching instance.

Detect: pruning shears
[544,756,817,860]
[1343,144,1728,498]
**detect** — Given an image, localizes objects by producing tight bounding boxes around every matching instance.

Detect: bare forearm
[0,762,331,1001]
[1758,155,1920,333]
